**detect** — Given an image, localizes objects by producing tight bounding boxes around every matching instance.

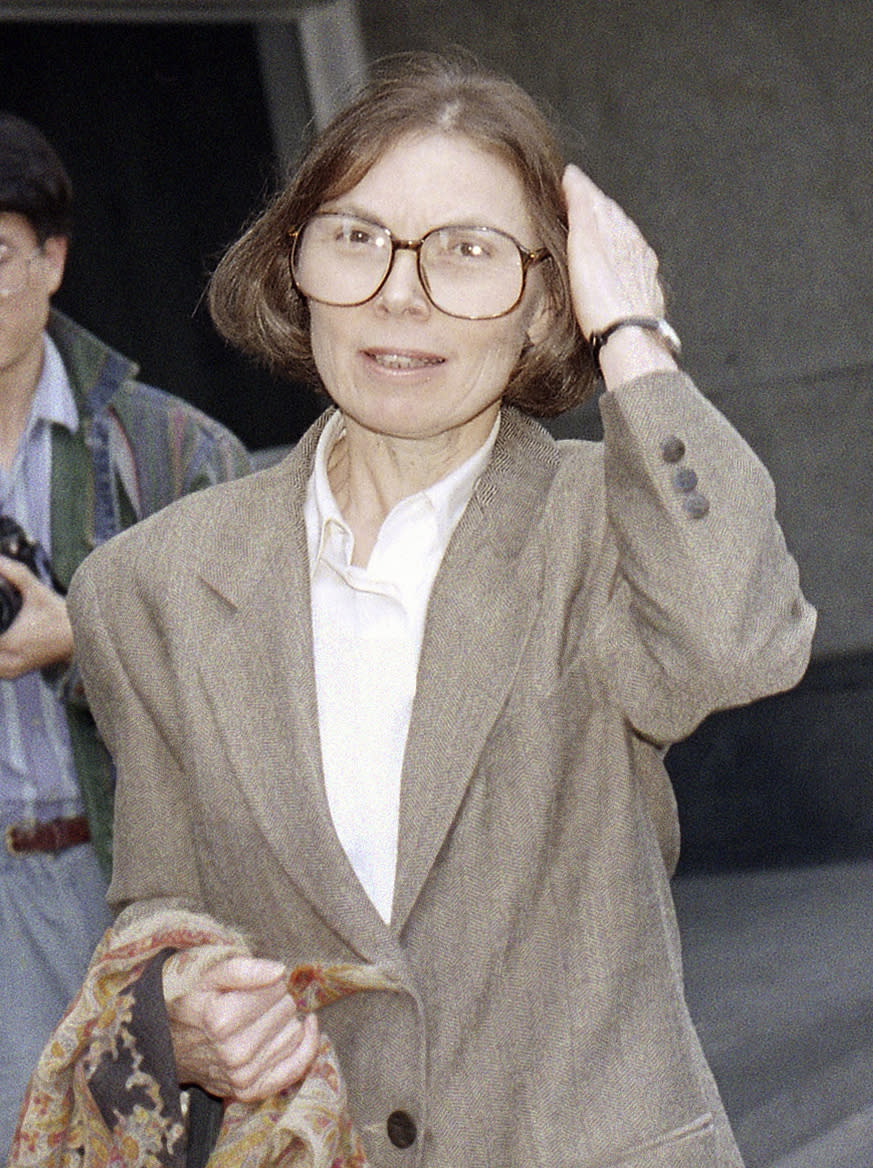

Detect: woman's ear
[525,292,554,347]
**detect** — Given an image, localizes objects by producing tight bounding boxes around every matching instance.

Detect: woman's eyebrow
[319,202,382,222]
[318,205,510,234]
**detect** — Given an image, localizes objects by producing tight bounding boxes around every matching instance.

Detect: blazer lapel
[193,424,394,961]
[392,410,560,930]
[189,409,561,951]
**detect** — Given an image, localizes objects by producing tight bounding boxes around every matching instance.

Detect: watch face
[656,318,682,356]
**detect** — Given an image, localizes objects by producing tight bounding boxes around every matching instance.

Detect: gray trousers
[0,840,112,1157]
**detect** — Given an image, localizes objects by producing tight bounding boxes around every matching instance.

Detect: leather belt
[5,814,91,856]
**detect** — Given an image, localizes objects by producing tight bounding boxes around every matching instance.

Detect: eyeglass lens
[291,214,530,320]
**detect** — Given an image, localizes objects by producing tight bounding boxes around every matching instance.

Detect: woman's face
[306,132,549,455]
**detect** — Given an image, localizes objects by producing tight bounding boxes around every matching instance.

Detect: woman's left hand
[166,956,320,1102]
[562,165,676,387]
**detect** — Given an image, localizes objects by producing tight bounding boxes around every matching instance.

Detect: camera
[0,515,50,635]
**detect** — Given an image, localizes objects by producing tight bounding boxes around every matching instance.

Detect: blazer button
[682,490,710,519]
[660,435,686,463]
[672,466,698,493]
[387,1110,417,1148]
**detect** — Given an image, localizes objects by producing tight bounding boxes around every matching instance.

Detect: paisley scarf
[9,910,401,1168]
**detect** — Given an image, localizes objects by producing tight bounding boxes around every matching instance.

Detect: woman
[64,52,812,1168]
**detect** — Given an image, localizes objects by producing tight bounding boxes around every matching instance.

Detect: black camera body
[0,515,48,635]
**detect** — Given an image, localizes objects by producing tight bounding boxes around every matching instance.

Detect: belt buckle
[5,819,34,856]
[5,822,21,856]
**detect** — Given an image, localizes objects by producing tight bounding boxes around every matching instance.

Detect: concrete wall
[357,0,873,661]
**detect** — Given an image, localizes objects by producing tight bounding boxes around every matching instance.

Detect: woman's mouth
[365,348,445,370]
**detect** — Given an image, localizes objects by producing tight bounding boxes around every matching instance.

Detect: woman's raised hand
[562,164,676,382]
[166,956,320,1102]
[562,163,664,336]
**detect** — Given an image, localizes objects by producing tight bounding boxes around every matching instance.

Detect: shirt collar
[422,414,500,546]
[31,331,79,435]
[307,409,500,576]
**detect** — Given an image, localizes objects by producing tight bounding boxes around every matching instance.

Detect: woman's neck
[326,410,495,566]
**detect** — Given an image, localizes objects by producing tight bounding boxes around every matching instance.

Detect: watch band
[589,316,682,361]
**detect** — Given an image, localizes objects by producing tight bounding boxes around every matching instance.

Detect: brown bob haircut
[208,51,597,417]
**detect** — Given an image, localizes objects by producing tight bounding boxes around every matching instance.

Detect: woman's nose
[375,247,429,315]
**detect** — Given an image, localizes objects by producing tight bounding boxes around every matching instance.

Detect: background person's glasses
[0,244,42,299]
[289,213,549,320]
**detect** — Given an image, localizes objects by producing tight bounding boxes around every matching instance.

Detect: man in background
[0,112,250,1150]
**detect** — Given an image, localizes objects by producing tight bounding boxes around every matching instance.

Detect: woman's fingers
[197,955,288,994]
[166,956,320,1099]
[191,957,290,1035]
[209,1003,321,1102]
[228,1012,322,1103]
[562,163,665,336]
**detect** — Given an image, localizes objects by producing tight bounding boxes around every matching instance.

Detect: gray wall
[358,0,873,661]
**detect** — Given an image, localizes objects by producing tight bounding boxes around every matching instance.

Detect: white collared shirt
[304,410,499,922]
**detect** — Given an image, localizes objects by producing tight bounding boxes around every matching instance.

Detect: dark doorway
[0,20,324,451]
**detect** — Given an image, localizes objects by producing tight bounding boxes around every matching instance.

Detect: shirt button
[386,1110,417,1148]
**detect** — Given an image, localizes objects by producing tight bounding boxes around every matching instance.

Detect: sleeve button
[672,466,698,493]
[660,435,686,463]
[682,491,710,519]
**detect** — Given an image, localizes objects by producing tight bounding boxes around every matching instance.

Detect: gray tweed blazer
[69,371,814,1168]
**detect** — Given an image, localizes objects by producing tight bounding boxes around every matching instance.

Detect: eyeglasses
[288,212,549,320]
[0,243,42,299]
